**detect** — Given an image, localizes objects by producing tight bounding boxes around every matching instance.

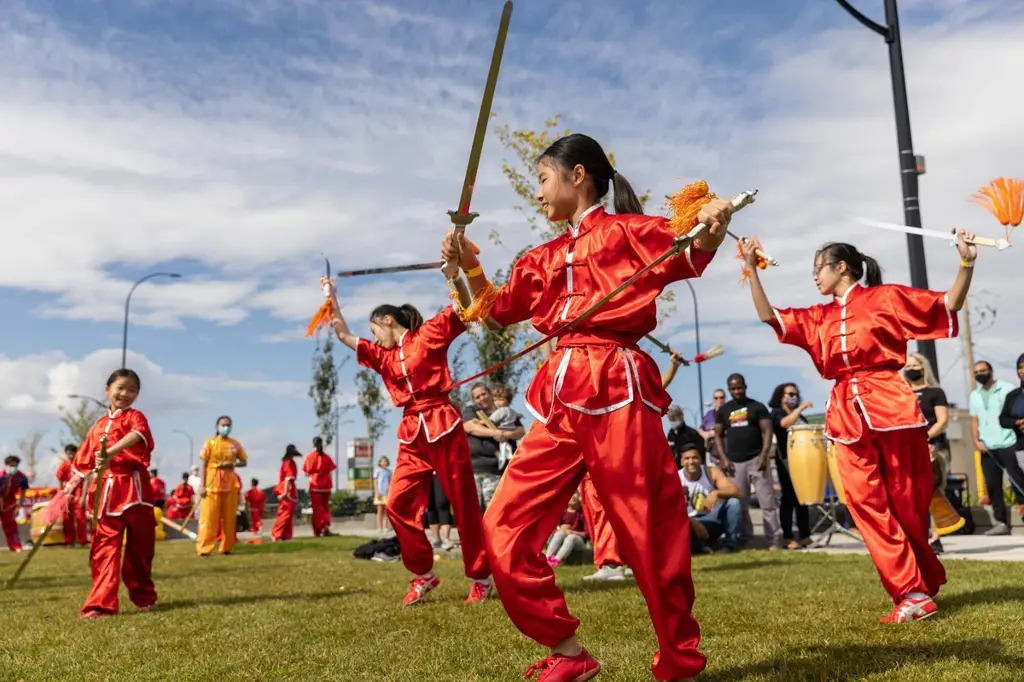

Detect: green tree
[355,369,389,444]
[16,431,45,483]
[308,333,352,447]
[57,399,104,448]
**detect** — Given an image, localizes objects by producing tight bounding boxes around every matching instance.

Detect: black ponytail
[817,242,884,288]
[369,303,423,332]
[313,436,324,455]
[539,133,643,216]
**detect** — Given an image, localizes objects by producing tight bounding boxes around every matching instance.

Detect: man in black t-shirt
[462,383,525,512]
[713,373,780,549]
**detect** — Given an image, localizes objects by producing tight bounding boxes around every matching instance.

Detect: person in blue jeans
[678,444,742,553]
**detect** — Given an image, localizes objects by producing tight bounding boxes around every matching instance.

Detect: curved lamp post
[122,272,182,368]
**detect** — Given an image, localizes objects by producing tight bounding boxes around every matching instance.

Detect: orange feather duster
[666,181,716,236]
[972,177,1023,243]
[306,297,333,337]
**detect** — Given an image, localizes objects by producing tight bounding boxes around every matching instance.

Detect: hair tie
[609,168,618,180]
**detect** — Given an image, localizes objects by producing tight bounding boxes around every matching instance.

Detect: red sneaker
[78,610,109,621]
[524,649,601,681]
[402,575,441,606]
[879,596,938,623]
[464,580,492,604]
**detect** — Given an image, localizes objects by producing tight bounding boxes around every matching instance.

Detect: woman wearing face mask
[740,231,976,625]
[442,133,733,682]
[196,416,247,557]
[768,383,814,549]
[999,354,1024,480]
[319,278,492,607]
[902,353,952,554]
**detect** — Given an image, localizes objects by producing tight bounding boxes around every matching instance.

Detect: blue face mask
[5,466,16,476]
[218,425,231,437]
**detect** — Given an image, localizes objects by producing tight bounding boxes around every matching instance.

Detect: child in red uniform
[303,437,336,537]
[72,369,158,619]
[320,279,492,606]
[165,474,195,521]
[740,233,976,623]
[245,478,267,534]
[56,444,88,546]
[272,446,300,542]
[1,456,29,552]
[442,133,733,682]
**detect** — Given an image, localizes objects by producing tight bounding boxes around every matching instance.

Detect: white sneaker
[623,567,634,578]
[371,552,400,562]
[440,540,455,551]
[583,565,626,581]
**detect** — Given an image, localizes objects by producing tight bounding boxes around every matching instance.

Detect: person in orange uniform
[272,446,300,541]
[740,233,977,623]
[73,369,158,619]
[245,479,267,534]
[320,278,492,606]
[56,444,88,546]
[196,415,247,556]
[443,133,733,682]
[303,436,336,537]
[165,473,195,521]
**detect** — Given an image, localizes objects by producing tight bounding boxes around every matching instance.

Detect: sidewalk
[808,532,1024,562]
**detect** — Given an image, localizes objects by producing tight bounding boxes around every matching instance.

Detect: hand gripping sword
[442,1,513,315]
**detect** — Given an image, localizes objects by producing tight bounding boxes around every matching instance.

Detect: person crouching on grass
[72,369,158,620]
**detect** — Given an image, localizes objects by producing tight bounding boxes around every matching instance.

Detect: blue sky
[2,0,1022,488]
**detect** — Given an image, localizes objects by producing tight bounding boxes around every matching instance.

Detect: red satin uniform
[357,306,489,581]
[303,450,336,536]
[244,486,267,533]
[56,459,88,546]
[272,459,298,541]
[770,282,956,603]
[150,476,167,505]
[483,205,714,680]
[72,408,158,615]
[579,473,623,569]
[165,483,195,521]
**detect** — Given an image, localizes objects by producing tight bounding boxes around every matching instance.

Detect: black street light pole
[68,393,106,410]
[122,272,182,369]
[684,281,705,424]
[833,0,938,374]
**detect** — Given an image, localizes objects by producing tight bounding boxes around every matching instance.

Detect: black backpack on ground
[353,536,401,560]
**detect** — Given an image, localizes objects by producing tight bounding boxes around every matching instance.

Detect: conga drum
[929,452,965,536]
[786,425,828,505]
[825,440,847,505]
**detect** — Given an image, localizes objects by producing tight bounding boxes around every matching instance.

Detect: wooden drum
[786,424,829,505]
[825,440,847,505]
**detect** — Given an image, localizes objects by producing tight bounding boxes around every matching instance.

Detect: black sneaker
[930,538,944,555]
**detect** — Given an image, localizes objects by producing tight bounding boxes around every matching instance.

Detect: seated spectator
[666,405,705,469]
[679,444,741,553]
[165,473,195,521]
[544,491,589,568]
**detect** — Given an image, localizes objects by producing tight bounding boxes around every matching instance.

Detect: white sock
[474,577,491,586]
[418,573,435,580]
[906,591,928,600]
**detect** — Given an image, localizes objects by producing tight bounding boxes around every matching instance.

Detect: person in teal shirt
[969,361,1024,535]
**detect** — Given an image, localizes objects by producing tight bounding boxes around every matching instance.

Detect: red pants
[833,423,945,603]
[272,497,295,541]
[387,427,489,580]
[83,505,157,614]
[64,501,88,546]
[580,473,624,569]
[1,506,21,551]
[484,400,702,681]
[250,506,264,534]
[309,491,332,536]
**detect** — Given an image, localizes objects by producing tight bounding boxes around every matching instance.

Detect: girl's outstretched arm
[740,238,777,323]
[322,277,359,351]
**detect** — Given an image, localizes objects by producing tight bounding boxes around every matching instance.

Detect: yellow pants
[196,490,238,556]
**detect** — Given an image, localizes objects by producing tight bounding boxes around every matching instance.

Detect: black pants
[981,447,1024,525]
[425,474,453,527]
[777,458,810,540]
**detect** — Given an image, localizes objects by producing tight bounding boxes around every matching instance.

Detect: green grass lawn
[2,537,1024,682]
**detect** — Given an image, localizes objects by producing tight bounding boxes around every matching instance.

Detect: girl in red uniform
[320,279,491,606]
[442,133,733,682]
[303,437,336,537]
[73,369,157,619]
[739,234,976,623]
[272,445,300,542]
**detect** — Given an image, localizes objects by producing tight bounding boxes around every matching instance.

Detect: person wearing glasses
[739,234,976,624]
[768,383,814,549]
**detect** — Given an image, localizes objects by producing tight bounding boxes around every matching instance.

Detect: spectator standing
[679,444,741,553]
[462,383,525,512]
[768,383,813,549]
[187,465,202,519]
[970,361,1024,535]
[373,456,392,534]
[714,373,780,550]
[699,389,727,464]
[999,353,1024,505]
[1,455,29,552]
[902,353,952,553]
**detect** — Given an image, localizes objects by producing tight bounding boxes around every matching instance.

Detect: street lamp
[68,393,106,410]
[832,0,937,374]
[172,429,195,466]
[683,281,705,425]
[122,272,182,369]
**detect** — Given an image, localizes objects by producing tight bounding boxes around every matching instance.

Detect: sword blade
[336,262,444,278]
[853,217,1010,250]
